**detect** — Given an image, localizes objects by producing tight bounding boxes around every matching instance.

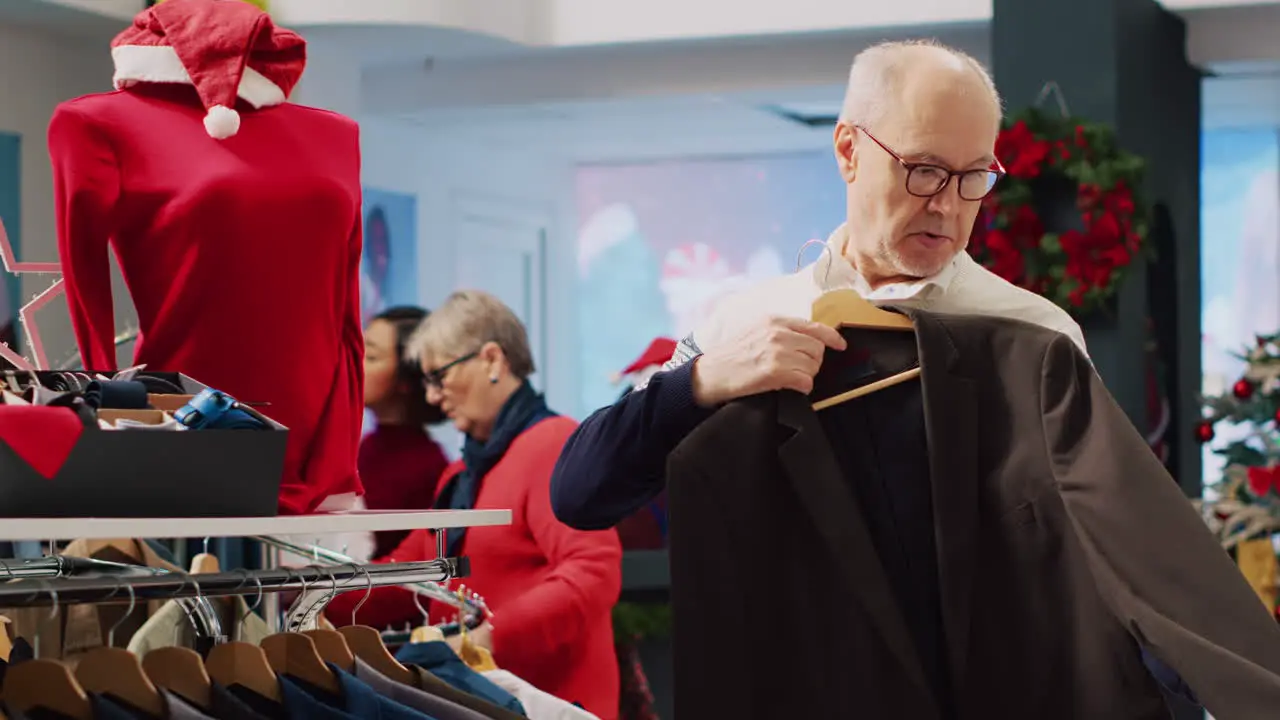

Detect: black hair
[371,305,445,426]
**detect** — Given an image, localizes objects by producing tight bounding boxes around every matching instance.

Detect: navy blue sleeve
[551,360,714,530]
[1141,646,1199,706]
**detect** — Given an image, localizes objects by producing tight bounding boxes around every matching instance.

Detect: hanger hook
[351,564,374,625]
[412,584,429,624]
[33,578,59,623]
[794,237,836,288]
[237,570,264,627]
[107,581,136,647]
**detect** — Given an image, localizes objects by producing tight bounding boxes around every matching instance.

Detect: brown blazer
[665,310,1280,719]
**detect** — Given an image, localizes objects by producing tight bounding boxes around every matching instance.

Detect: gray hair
[405,289,536,379]
[837,39,1002,130]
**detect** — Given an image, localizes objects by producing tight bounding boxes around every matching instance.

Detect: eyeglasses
[422,351,478,389]
[855,125,1005,201]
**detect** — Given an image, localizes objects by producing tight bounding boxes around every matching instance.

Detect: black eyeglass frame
[421,351,479,389]
[854,124,1007,201]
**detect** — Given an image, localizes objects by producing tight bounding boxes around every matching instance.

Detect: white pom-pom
[204,104,240,139]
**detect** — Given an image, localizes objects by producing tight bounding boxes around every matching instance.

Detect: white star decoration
[0,217,65,370]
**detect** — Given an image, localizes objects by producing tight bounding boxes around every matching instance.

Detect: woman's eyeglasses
[422,352,478,389]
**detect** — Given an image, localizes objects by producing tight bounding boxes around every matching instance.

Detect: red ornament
[1275,407,1280,424]
[1195,422,1215,443]
[1234,379,1255,400]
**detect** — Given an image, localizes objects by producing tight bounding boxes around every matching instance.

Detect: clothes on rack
[396,642,525,715]
[2,539,177,663]
[666,309,1280,719]
[481,671,598,720]
[127,597,271,656]
[0,557,573,720]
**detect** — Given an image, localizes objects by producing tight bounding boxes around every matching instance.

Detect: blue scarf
[434,381,556,556]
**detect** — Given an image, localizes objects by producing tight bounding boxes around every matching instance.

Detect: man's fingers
[802,322,848,350]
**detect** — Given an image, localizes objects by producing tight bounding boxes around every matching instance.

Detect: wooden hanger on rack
[74,580,166,719]
[302,629,356,671]
[261,632,342,695]
[205,641,281,702]
[189,552,220,575]
[76,647,167,717]
[143,647,212,711]
[339,625,416,685]
[2,661,92,720]
[810,289,921,411]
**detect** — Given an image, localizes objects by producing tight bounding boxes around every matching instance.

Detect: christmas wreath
[969,105,1150,316]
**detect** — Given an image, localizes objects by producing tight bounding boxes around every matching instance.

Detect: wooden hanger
[261,632,341,695]
[75,647,167,718]
[338,625,415,685]
[810,289,921,410]
[302,629,355,671]
[142,646,212,710]
[0,616,12,662]
[812,289,915,331]
[189,552,220,575]
[205,641,281,702]
[459,635,499,673]
[410,624,445,644]
[2,661,92,720]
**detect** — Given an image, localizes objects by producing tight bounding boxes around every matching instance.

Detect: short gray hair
[838,39,1002,130]
[405,290,536,379]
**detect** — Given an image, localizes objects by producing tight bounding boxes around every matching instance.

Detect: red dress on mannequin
[47,1,364,514]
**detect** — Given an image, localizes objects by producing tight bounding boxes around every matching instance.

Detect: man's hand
[691,316,847,406]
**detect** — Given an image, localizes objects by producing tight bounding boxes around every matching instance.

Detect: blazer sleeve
[494,437,623,664]
[1040,332,1280,715]
[48,103,121,371]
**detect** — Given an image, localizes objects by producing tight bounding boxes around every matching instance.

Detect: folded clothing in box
[0,369,287,517]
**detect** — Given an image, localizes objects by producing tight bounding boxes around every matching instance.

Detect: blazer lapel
[911,311,980,691]
[776,392,934,700]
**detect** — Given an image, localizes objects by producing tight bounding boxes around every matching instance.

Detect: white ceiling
[4,0,1279,162]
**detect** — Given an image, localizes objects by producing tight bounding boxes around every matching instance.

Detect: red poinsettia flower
[1247,466,1280,497]
[995,120,1050,179]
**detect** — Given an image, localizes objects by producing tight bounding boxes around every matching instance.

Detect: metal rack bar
[252,535,485,618]
[0,560,459,607]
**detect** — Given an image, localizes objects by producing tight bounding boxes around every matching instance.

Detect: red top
[359,424,450,558]
[47,85,364,514]
[328,416,623,719]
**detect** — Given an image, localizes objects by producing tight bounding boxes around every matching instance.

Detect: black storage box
[0,370,286,518]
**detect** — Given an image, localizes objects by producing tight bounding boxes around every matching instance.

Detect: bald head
[838,40,1002,133]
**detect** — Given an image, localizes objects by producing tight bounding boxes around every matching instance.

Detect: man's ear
[833,123,858,183]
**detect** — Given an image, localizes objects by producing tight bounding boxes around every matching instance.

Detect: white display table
[0,509,511,540]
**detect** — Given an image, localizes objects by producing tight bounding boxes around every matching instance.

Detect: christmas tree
[1196,333,1280,616]
[1199,333,1280,502]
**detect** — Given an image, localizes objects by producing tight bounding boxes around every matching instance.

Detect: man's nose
[926,180,962,215]
[425,385,442,404]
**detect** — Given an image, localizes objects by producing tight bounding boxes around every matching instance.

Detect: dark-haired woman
[360,305,450,558]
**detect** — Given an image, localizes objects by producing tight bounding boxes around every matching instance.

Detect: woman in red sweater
[360,306,451,558]
[329,290,622,718]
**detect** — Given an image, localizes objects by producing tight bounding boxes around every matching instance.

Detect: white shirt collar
[809,223,960,302]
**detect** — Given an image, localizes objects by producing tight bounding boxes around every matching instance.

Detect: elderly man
[552,40,1082,527]
[550,38,1203,710]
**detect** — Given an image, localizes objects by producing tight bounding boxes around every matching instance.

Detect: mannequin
[47,0,363,514]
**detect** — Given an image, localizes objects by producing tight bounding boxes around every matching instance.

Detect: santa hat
[612,338,678,385]
[110,0,306,140]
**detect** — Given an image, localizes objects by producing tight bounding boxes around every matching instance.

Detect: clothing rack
[254,535,488,619]
[0,555,226,641]
[0,559,457,609]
